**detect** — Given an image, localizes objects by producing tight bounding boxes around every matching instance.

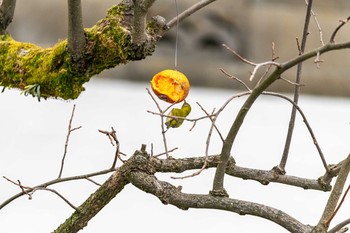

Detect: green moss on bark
[0,3,157,100]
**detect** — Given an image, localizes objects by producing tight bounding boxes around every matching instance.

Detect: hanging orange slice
[151,69,190,103]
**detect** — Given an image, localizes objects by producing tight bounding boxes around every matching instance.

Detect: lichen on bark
[0,2,157,100]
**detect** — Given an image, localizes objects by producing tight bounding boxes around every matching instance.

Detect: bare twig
[3,176,78,210]
[170,102,223,179]
[223,43,256,66]
[153,147,178,158]
[58,104,82,178]
[279,77,305,87]
[314,51,324,68]
[249,61,281,81]
[1,168,115,210]
[330,16,350,43]
[279,0,314,174]
[256,42,280,86]
[220,68,251,91]
[171,160,208,179]
[146,88,170,158]
[84,177,102,186]
[263,92,328,171]
[197,102,224,143]
[98,127,123,168]
[166,0,216,30]
[305,0,324,46]
[38,188,78,210]
[222,44,281,81]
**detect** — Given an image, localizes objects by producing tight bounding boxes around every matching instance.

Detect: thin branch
[262,91,328,172]
[328,218,350,233]
[67,0,86,61]
[305,0,324,46]
[279,0,314,173]
[249,61,281,81]
[256,42,280,86]
[146,88,170,158]
[0,0,16,35]
[222,44,281,81]
[84,177,102,186]
[58,104,81,178]
[220,68,251,91]
[38,188,79,210]
[1,168,115,210]
[279,77,304,87]
[166,0,216,30]
[98,127,123,167]
[3,177,78,210]
[210,37,350,195]
[330,16,350,43]
[153,147,178,158]
[170,102,222,180]
[223,43,256,66]
[197,102,224,143]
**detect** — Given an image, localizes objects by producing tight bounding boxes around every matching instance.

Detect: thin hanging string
[174,0,179,69]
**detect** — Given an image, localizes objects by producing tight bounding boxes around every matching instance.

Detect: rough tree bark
[0,0,159,99]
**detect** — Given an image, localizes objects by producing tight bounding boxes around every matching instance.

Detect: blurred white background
[0,79,349,232]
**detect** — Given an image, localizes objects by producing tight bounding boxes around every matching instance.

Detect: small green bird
[165,101,191,129]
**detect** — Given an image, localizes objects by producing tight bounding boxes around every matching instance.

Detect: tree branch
[129,170,313,233]
[316,154,350,231]
[0,0,16,35]
[166,0,216,30]
[1,168,115,210]
[279,0,314,174]
[67,0,86,62]
[0,1,157,100]
[132,0,150,44]
[49,148,339,232]
[53,167,129,233]
[211,40,350,195]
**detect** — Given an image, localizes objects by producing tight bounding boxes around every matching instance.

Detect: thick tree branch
[52,149,342,232]
[53,167,129,233]
[0,0,16,35]
[129,170,313,233]
[0,1,157,99]
[151,155,331,191]
[315,154,350,232]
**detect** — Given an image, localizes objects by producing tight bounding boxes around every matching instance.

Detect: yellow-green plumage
[165,102,191,129]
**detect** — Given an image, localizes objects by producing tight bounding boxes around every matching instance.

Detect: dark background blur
[8,0,350,96]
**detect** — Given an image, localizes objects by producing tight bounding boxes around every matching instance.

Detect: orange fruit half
[151,69,190,103]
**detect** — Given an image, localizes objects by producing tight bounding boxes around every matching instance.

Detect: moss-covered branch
[0,1,157,100]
